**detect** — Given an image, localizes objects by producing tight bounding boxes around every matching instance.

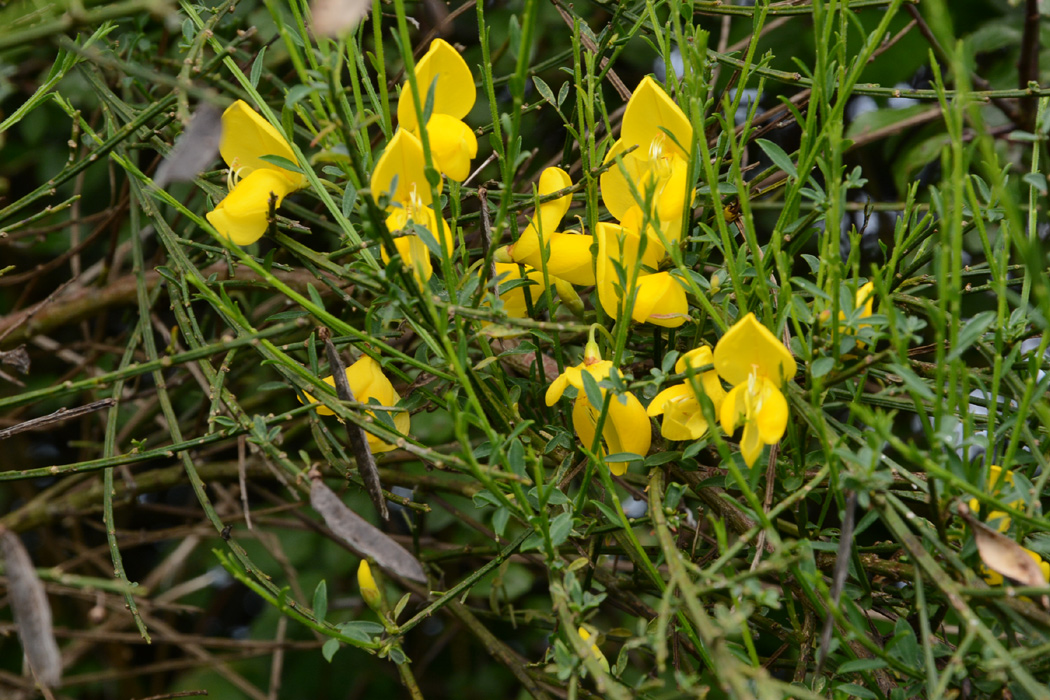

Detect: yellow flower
[595,219,688,328]
[206,100,307,245]
[714,313,796,467]
[371,130,454,282]
[491,262,547,319]
[577,626,610,672]
[300,355,411,453]
[497,167,596,286]
[647,346,726,441]
[545,341,651,473]
[600,76,693,246]
[968,465,1026,533]
[397,39,478,182]
[358,560,383,611]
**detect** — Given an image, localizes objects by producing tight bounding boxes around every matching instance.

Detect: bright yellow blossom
[371,130,453,282]
[647,346,726,441]
[600,76,693,246]
[300,355,411,453]
[206,100,307,245]
[397,39,478,182]
[498,167,596,286]
[595,219,687,328]
[714,313,796,467]
[546,341,651,473]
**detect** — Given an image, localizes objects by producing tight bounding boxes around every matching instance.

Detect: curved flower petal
[546,368,576,406]
[755,379,788,445]
[398,39,476,132]
[650,385,707,441]
[300,356,409,453]
[621,76,692,161]
[572,394,599,453]
[606,390,652,459]
[220,100,306,189]
[713,312,797,387]
[206,169,294,245]
[632,272,688,328]
[535,167,573,237]
[740,420,764,467]
[425,113,477,182]
[600,139,653,222]
[647,383,691,417]
[856,281,875,319]
[381,228,434,282]
[508,231,596,286]
[492,262,546,318]
[720,383,746,435]
[371,130,431,207]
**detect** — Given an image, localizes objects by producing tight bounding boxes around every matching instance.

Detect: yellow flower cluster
[548,313,795,470]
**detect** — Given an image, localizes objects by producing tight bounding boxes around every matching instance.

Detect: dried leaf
[154,103,223,188]
[0,345,30,374]
[0,528,61,686]
[310,478,427,583]
[310,0,371,37]
[959,502,1050,605]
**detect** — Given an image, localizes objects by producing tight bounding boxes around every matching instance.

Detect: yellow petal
[425,114,477,182]
[371,130,431,207]
[398,39,476,132]
[649,385,707,441]
[600,139,650,222]
[631,272,688,328]
[546,368,575,406]
[713,313,797,387]
[382,230,434,283]
[349,355,408,453]
[755,380,788,445]
[206,169,294,245]
[676,346,714,374]
[572,394,599,451]
[509,230,596,286]
[493,262,544,318]
[219,100,306,188]
[621,76,692,161]
[647,383,691,417]
[535,167,573,237]
[720,383,747,435]
[856,281,875,319]
[606,390,651,460]
[740,420,764,467]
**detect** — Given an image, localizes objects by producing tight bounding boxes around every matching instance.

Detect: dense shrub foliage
[2,0,1050,697]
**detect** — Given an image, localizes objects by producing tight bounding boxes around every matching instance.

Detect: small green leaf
[533,76,556,107]
[312,580,328,622]
[580,371,603,414]
[756,139,797,179]
[948,310,995,361]
[250,46,267,89]
[548,511,573,546]
[322,638,340,662]
[811,356,835,378]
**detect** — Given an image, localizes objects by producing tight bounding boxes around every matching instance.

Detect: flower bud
[358,560,382,611]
